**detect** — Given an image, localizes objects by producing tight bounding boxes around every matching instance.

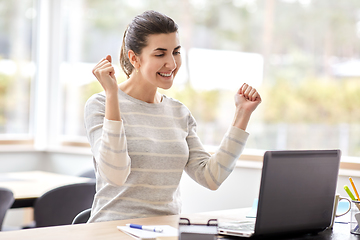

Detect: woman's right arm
[92,55,121,121]
[85,55,131,186]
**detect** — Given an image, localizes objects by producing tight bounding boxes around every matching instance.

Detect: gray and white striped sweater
[84,89,249,222]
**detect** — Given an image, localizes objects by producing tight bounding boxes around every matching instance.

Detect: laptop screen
[255,150,341,236]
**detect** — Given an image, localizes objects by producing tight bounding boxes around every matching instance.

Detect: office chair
[0,188,14,231]
[72,208,92,224]
[32,182,96,227]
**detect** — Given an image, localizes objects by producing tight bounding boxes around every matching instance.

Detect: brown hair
[120,10,179,78]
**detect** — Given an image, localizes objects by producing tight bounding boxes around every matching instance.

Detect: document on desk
[117,225,178,240]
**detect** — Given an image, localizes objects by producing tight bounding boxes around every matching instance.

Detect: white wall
[0,150,94,175]
[0,151,46,173]
[180,165,262,213]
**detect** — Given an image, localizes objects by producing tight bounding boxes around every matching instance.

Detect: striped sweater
[84,89,249,222]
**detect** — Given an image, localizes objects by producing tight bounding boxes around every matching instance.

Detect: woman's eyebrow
[153,45,181,52]
[154,48,167,51]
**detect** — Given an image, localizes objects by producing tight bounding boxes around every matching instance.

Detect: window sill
[46,145,92,155]
[0,144,36,152]
[0,143,91,155]
[236,151,360,176]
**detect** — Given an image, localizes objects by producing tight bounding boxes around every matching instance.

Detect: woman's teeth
[158,72,172,77]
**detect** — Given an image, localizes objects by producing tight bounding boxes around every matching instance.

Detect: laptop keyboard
[219,221,255,232]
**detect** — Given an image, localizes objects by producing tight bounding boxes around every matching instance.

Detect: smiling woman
[84,10,261,223]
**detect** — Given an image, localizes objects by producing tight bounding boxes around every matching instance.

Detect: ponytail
[120,26,133,79]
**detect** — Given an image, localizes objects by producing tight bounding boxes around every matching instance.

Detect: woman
[85,10,261,223]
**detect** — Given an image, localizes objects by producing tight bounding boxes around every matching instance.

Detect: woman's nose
[165,55,177,70]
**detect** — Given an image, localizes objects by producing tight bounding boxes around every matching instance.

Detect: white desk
[0,208,355,240]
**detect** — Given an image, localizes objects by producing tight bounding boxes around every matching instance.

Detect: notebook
[218,149,341,238]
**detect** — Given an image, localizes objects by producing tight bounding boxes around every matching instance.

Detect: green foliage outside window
[0,73,11,128]
[261,78,360,124]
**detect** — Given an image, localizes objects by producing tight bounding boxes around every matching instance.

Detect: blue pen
[126,223,163,233]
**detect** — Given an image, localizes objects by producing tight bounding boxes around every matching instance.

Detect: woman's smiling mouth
[158,72,173,77]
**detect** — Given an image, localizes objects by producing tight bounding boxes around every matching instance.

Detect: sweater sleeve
[84,94,131,186]
[184,113,249,190]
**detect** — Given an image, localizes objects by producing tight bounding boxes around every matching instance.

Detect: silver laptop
[218,150,341,238]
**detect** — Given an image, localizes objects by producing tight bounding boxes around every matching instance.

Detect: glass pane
[60,0,129,138]
[0,0,35,135]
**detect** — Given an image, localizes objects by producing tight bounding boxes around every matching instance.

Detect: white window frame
[32,0,63,150]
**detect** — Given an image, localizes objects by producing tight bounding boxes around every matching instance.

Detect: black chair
[79,169,96,179]
[0,188,14,231]
[72,208,92,224]
[32,182,96,228]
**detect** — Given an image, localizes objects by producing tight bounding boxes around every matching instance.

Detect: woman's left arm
[184,83,261,190]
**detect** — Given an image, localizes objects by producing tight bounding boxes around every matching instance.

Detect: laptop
[218,149,341,238]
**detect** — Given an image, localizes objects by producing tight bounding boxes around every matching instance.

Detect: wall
[180,164,262,214]
[0,151,46,173]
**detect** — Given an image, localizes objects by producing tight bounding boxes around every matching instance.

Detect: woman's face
[137,32,182,90]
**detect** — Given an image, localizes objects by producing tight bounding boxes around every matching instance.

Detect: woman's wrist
[105,90,121,121]
[232,107,252,131]
[104,86,119,98]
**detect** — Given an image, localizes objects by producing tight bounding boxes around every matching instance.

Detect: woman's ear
[128,50,140,69]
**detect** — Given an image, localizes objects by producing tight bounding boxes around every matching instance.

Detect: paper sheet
[117,225,178,240]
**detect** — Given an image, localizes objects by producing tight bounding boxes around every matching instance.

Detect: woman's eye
[174,51,181,55]
[155,54,164,57]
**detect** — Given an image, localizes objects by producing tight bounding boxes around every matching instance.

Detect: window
[2,0,360,158]
[0,0,35,138]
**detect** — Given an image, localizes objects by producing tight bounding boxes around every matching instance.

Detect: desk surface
[0,171,92,208]
[0,208,358,240]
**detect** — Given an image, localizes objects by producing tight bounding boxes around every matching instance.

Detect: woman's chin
[159,83,173,90]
